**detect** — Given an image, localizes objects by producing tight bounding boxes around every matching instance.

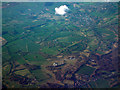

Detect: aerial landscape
[2,2,119,88]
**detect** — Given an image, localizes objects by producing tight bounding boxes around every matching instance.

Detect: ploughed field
[2,2,119,88]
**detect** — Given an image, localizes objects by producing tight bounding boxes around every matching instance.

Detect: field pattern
[2,2,119,88]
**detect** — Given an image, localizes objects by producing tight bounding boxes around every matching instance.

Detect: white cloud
[55,5,69,15]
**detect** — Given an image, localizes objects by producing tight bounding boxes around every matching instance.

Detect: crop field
[2,2,119,88]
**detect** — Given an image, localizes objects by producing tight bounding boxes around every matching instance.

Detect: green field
[2,2,118,88]
[76,65,95,75]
